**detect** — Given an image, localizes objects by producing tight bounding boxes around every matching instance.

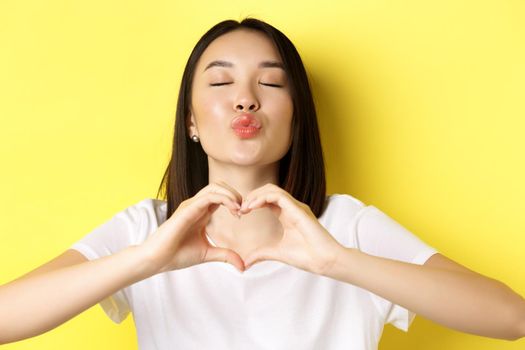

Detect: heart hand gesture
[141,182,345,277]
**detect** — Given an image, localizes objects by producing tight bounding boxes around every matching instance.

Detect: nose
[234,84,260,112]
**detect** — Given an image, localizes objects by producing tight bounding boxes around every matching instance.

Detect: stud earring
[191,135,200,143]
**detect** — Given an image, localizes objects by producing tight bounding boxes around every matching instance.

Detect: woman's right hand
[140,182,245,274]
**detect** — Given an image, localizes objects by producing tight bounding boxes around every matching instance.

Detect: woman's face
[188,29,293,167]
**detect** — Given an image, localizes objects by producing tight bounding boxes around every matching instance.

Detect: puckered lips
[231,113,262,139]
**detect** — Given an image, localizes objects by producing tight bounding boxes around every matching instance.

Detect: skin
[186,28,294,260]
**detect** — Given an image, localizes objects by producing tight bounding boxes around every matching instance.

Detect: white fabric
[70,194,438,350]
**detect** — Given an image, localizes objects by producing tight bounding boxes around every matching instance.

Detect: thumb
[243,247,278,270]
[204,247,246,272]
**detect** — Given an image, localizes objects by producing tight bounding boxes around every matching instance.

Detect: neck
[207,157,280,197]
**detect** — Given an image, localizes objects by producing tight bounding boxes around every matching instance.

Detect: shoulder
[133,198,167,213]
[321,193,367,218]
[317,193,369,246]
[118,198,167,229]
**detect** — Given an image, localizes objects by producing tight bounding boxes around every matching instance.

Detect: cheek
[193,90,229,119]
[264,94,293,142]
[268,93,293,122]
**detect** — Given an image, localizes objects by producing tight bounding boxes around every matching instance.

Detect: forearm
[324,247,525,340]
[0,245,155,344]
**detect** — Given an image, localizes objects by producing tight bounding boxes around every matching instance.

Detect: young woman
[1,18,524,349]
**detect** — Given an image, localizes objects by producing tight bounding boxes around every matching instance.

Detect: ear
[186,110,198,136]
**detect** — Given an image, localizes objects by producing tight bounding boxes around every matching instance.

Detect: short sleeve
[352,205,439,332]
[69,200,145,324]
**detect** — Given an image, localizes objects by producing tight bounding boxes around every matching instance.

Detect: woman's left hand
[239,184,346,275]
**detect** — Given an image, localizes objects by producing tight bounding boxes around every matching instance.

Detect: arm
[0,245,155,344]
[324,248,525,341]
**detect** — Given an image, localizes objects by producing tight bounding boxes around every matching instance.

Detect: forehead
[196,29,283,71]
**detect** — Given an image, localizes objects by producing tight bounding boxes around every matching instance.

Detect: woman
[1,18,523,349]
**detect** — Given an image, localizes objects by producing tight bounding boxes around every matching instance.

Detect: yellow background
[1,0,524,349]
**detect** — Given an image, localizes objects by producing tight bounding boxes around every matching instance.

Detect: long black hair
[157,18,327,218]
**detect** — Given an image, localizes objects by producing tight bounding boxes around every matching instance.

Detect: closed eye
[260,83,283,88]
[209,82,283,88]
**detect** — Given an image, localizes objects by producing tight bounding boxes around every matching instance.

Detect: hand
[140,182,245,274]
[240,184,346,275]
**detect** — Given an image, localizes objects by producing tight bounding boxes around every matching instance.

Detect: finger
[197,181,243,206]
[213,181,243,204]
[206,201,238,218]
[181,193,240,224]
[191,189,241,220]
[203,247,246,272]
[243,247,280,269]
[203,192,240,211]
[241,183,279,208]
[240,191,289,214]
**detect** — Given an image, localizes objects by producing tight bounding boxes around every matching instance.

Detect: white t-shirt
[70,193,438,350]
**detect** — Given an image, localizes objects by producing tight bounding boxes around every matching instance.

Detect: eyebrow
[203,60,285,71]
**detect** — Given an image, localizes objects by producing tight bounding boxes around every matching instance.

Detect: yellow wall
[1,0,523,349]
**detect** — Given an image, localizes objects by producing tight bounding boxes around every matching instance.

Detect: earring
[191,135,200,143]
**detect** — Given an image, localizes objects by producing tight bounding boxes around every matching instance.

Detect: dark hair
[156,18,327,218]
